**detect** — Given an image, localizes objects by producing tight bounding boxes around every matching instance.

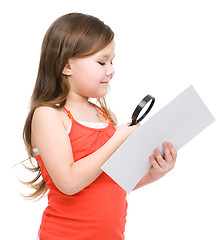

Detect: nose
[106,64,115,78]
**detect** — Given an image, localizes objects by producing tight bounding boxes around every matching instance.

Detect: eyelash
[98,62,113,66]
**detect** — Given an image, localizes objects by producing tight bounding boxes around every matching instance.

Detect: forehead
[95,40,115,58]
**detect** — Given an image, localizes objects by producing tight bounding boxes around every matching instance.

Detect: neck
[65,91,90,108]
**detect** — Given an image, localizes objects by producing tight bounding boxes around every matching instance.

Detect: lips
[101,75,112,83]
[100,81,109,84]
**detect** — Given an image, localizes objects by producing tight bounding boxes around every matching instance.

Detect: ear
[62,62,72,76]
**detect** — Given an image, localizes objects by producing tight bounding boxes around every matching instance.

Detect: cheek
[70,61,106,94]
[86,67,105,85]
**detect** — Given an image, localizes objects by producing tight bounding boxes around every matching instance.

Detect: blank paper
[101,85,215,193]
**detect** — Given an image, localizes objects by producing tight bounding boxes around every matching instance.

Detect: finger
[168,143,177,160]
[149,155,162,171]
[163,142,171,156]
[163,142,172,161]
[154,148,166,168]
[128,122,140,128]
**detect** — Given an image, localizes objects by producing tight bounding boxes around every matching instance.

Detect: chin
[93,94,107,99]
[91,91,108,99]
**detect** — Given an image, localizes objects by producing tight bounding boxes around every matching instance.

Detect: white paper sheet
[101,85,215,193]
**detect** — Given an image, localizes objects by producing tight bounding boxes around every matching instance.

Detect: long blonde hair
[23,12,115,200]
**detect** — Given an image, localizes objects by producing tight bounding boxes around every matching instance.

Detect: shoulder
[32,106,64,130]
[31,106,68,148]
[33,106,61,122]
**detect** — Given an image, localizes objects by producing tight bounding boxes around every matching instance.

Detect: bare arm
[32,107,138,195]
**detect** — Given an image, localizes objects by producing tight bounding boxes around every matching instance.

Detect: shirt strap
[61,106,73,119]
[59,103,111,122]
[90,103,112,122]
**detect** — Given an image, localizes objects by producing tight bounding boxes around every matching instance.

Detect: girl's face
[63,40,115,99]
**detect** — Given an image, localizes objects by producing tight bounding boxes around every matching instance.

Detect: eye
[98,62,106,66]
[98,61,114,66]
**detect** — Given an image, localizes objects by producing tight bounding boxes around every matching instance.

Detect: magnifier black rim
[130,94,155,126]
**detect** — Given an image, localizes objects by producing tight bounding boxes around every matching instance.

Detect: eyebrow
[98,54,115,59]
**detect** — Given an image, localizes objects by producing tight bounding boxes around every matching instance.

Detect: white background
[1,0,223,239]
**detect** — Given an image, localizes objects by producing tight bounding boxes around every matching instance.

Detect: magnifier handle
[129,115,138,126]
[129,121,135,126]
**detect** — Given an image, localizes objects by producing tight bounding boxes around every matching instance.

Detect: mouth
[100,81,109,84]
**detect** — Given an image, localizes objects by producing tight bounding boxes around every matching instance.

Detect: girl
[23,12,177,240]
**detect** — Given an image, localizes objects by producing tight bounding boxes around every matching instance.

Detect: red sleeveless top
[35,105,127,240]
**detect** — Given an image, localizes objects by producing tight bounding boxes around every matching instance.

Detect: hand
[148,142,177,182]
[113,123,140,144]
[134,142,177,190]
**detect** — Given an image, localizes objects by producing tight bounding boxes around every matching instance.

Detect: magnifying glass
[129,94,155,126]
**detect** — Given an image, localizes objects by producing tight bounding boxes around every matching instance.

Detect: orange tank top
[35,105,127,240]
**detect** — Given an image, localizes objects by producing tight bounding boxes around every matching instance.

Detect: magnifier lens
[130,94,155,126]
[137,99,154,122]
